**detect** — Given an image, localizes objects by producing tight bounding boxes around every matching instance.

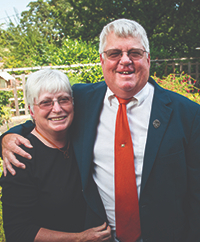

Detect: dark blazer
[72,77,200,242]
[2,77,200,242]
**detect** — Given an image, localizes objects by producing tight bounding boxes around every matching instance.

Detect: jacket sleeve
[186,106,200,241]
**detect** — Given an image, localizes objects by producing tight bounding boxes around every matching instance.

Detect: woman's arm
[34,223,111,242]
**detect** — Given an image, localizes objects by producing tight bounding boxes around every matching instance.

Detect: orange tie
[115,96,141,242]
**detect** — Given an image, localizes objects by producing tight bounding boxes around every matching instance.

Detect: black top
[0,133,86,242]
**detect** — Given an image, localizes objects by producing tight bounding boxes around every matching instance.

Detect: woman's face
[30,91,74,135]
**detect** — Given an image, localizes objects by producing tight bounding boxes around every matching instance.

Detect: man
[1,19,200,242]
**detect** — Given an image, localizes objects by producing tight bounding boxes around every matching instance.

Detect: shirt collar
[106,82,152,107]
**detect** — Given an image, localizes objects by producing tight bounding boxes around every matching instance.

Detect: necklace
[35,127,70,159]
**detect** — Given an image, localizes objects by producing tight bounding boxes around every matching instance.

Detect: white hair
[26,69,72,112]
[99,18,150,55]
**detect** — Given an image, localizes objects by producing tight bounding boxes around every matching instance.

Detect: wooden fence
[151,57,200,83]
[2,57,200,116]
[9,74,29,116]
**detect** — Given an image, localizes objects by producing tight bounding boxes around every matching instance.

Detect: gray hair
[99,18,150,55]
[26,69,72,112]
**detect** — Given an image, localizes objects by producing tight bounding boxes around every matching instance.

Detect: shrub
[153,72,200,104]
[0,91,13,126]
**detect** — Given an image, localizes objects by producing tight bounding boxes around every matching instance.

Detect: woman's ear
[29,105,35,120]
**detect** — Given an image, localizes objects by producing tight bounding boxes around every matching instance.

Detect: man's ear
[100,54,104,65]
[147,52,151,67]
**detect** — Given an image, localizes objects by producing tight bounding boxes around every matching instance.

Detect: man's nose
[119,52,132,65]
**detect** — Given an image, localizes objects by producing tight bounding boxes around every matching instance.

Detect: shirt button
[121,144,125,147]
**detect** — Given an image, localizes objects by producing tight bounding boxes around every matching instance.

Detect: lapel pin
[153,119,161,128]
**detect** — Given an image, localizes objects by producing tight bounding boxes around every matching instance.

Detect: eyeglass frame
[34,96,73,110]
[101,48,148,61]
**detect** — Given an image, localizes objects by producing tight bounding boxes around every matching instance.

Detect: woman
[0,69,111,242]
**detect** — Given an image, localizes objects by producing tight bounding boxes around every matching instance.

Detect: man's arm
[0,120,35,176]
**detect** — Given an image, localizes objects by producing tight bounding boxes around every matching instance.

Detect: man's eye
[109,52,121,57]
[130,51,142,56]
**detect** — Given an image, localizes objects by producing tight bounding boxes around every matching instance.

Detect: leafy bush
[0,89,26,126]
[153,72,200,104]
[0,91,13,126]
[0,106,12,128]
[3,37,100,68]
[68,65,103,84]
[51,38,100,65]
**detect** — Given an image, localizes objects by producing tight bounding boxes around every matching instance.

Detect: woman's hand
[79,222,112,242]
[2,133,33,176]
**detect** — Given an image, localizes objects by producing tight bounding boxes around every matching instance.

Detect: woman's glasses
[102,48,148,61]
[34,96,73,110]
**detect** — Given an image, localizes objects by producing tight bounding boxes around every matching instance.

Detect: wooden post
[180,63,183,74]
[165,65,168,76]
[21,74,29,115]
[196,62,199,84]
[172,62,175,73]
[12,75,20,116]
[188,61,191,75]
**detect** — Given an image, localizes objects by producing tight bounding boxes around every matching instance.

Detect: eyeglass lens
[104,48,146,60]
[38,97,72,109]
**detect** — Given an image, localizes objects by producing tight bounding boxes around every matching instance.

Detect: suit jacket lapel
[140,78,173,195]
[72,81,108,222]
[80,82,107,190]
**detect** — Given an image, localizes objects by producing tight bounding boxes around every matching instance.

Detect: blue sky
[0,0,33,28]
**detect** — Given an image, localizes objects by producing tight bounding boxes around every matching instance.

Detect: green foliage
[50,38,100,65]
[0,91,13,126]
[0,91,12,106]
[154,73,200,104]
[0,89,26,126]
[68,65,103,84]
[17,90,25,110]
[2,33,99,68]
[2,23,57,68]
[1,0,200,69]
[65,0,200,57]
[0,107,12,129]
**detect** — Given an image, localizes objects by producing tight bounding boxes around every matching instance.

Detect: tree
[67,0,200,57]
[19,0,72,46]
[18,0,200,57]
[2,0,200,69]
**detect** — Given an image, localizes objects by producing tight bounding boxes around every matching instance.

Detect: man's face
[100,32,150,99]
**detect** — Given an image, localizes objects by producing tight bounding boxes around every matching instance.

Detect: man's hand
[2,133,33,176]
[79,222,112,242]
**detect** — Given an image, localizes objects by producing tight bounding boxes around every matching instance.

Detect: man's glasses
[34,96,73,110]
[102,48,148,61]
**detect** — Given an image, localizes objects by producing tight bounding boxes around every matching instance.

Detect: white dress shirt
[93,82,154,241]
